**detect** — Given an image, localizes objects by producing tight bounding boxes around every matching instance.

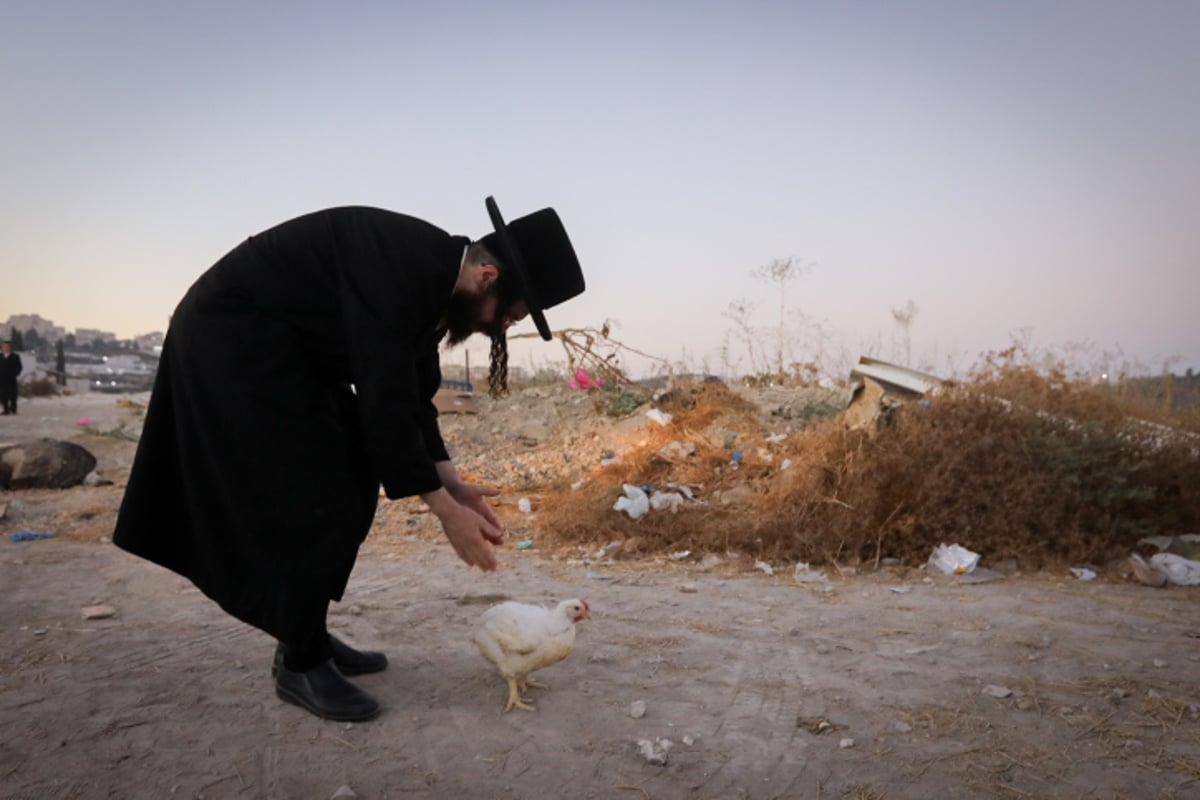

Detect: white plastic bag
[927,543,980,575]
[649,491,685,513]
[1150,553,1200,586]
[612,484,650,520]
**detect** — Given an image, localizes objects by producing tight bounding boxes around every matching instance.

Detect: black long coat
[113,207,468,643]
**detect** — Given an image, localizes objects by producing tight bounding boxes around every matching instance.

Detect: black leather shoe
[275,658,380,721]
[329,634,388,676]
[272,635,388,677]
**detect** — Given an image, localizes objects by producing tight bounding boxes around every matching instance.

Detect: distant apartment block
[4,313,66,341]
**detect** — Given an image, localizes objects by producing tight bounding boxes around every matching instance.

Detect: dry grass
[535,354,1200,570]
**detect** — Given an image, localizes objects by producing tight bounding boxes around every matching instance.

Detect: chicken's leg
[504,676,536,713]
[519,677,549,691]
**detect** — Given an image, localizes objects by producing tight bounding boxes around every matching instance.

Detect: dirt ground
[2,392,1199,800]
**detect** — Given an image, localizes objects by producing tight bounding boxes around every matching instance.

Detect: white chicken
[471,598,591,712]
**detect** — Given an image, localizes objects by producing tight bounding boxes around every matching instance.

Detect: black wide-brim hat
[481,196,585,341]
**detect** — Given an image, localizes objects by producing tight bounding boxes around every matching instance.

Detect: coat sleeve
[333,214,450,499]
[416,350,450,463]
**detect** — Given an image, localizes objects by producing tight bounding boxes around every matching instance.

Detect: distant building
[74,328,118,346]
[4,313,66,342]
[133,331,165,353]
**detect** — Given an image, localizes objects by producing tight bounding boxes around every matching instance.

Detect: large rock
[0,438,98,489]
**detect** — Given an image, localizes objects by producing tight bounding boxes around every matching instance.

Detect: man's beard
[443,287,509,398]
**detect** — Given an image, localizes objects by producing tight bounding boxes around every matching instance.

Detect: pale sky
[3,0,1198,379]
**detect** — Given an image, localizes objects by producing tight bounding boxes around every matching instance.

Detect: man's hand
[434,461,504,539]
[421,486,503,571]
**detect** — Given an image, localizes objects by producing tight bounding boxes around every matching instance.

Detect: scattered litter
[11,531,54,542]
[570,478,589,490]
[649,491,685,513]
[636,737,672,766]
[669,550,691,561]
[329,786,357,800]
[927,543,980,575]
[888,586,912,594]
[1069,567,1097,581]
[730,451,743,464]
[678,583,699,593]
[839,738,856,749]
[1150,553,1200,586]
[682,735,695,746]
[515,540,534,551]
[613,484,651,520]
[754,560,775,576]
[893,721,913,733]
[799,716,836,735]
[567,367,605,391]
[517,498,532,513]
[1154,659,1168,668]
[655,440,697,461]
[644,409,673,426]
[1125,553,1200,586]
[629,700,646,719]
[76,417,93,427]
[780,459,793,470]
[793,563,829,584]
[596,541,623,559]
[983,684,1014,699]
[698,554,722,570]
[81,605,116,620]
[766,433,787,443]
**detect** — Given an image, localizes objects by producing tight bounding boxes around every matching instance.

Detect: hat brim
[485,196,553,341]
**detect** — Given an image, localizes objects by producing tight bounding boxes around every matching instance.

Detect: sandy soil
[2,393,1199,800]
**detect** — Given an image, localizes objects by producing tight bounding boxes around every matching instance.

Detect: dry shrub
[538,357,1200,570]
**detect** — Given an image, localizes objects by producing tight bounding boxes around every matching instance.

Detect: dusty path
[2,393,1199,799]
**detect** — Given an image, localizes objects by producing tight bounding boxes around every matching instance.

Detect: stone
[0,439,97,489]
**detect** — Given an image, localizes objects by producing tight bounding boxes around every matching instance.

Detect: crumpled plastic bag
[1150,552,1200,586]
[568,367,605,391]
[927,543,981,575]
[649,491,685,514]
[612,484,650,520]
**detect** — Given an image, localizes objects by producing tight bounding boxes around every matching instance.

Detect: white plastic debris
[669,550,691,560]
[613,484,650,520]
[682,735,695,746]
[983,684,1014,699]
[927,543,980,575]
[645,408,673,426]
[1150,553,1200,585]
[793,563,829,583]
[1069,567,1097,581]
[754,560,775,576]
[517,498,532,513]
[839,738,855,749]
[766,433,787,443]
[637,737,673,765]
[629,700,647,719]
[329,787,357,800]
[649,491,685,513]
[780,459,793,470]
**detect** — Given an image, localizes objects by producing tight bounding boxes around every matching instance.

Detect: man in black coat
[113,198,585,721]
[1,339,22,415]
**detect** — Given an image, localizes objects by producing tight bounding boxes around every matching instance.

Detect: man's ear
[478,263,500,290]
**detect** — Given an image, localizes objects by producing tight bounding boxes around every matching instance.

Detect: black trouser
[280,597,333,672]
[0,381,16,414]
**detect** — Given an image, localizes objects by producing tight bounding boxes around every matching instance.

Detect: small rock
[1109,688,1131,702]
[682,735,695,746]
[839,738,855,749]
[629,700,647,719]
[1153,659,1167,669]
[678,583,699,593]
[1015,697,1036,711]
[330,786,357,800]
[893,721,912,733]
[815,643,831,655]
[81,605,116,620]
[983,684,1013,699]
[348,604,363,616]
